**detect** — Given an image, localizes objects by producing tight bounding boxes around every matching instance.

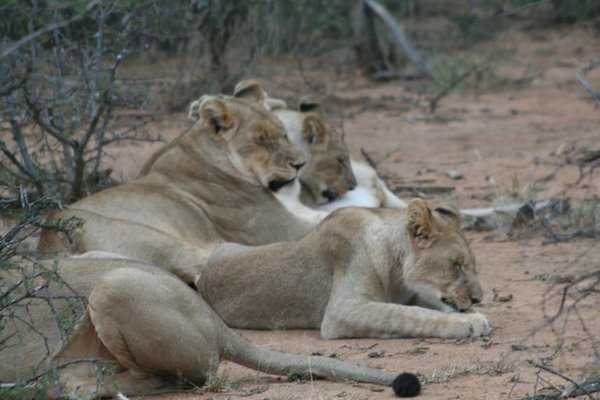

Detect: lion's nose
[470,296,482,305]
[322,189,338,202]
[290,161,305,171]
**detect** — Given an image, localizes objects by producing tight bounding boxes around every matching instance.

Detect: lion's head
[192,84,305,191]
[401,198,483,313]
[273,98,357,204]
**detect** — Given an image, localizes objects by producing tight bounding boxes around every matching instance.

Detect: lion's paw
[442,312,491,338]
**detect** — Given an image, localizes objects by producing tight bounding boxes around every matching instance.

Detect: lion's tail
[220,330,421,397]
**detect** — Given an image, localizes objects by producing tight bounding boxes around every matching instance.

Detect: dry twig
[518,360,600,400]
[576,60,600,111]
[429,62,487,113]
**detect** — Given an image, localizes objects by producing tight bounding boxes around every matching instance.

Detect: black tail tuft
[392,373,421,397]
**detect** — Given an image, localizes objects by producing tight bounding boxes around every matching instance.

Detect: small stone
[446,169,463,180]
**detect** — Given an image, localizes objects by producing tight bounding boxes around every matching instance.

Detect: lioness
[39,85,318,284]
[272,99,357,205]
[186,81,403,221]
[198,198,490,339]
[0,257,420,398]
[270,96,407,211]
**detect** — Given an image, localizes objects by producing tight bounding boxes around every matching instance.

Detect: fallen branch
[360,148,379,171]
[528,360,589,395]
[576,60,600,111]
[364,0,436,82]
[543,228,600,244]
[460,199,573,232]
[496,0,551,17]
[460,200,556,218]
[581,150,600,163]
[533,156,599,168]
[394,185,455,195]
[517,360,600,400]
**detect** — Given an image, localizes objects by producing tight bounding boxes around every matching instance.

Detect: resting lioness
[198,198,490,339]
[39,84,318,284]
[272,99,357,204]
[268,96,407,211]
[0,256,420,398]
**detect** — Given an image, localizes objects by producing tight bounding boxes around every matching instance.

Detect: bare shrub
[0,1,169,203]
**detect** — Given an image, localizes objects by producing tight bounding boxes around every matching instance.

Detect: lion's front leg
[320,300,490,339]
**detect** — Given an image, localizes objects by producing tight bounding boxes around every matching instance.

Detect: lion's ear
[199,97,236,137]
[298,96,324,117]
[188,99,200,120]
[302,115,327,146]
[188,95,211,120]
[264,97,287,110]
[407,198,435,248]
[233,80,266,102]
[434,203,461,226]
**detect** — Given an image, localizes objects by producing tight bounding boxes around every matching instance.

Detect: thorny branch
[0,2,163,202]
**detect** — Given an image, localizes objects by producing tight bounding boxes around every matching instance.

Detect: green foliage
[450,12,492,38]
[552,0,600,20]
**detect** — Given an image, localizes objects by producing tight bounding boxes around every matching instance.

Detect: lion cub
[198,198,490,339]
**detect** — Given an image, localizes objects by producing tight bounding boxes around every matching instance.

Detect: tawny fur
[199,198,490,339]
[268,95,407,213]
[0,256,408,399]
[38,87,316,285]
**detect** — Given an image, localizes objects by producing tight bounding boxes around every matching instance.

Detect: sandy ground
[11,21,598,400]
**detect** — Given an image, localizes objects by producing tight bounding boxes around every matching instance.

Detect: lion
[271,99,357,205]
[268,96,407,211]
[198,198,490,339]
[185,81,404,222]
[186,80,344,224]
[38,83,321,285]
[0,256,420,398]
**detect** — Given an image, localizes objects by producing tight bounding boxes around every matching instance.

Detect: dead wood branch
[518,360,600,400]
[359,148,390,185]
[576,60,600,111]
[460,199,575,232]
[580,150,600,163]
[460,200,557,218]
[360,148,379,171]
[351,0,435,81]
[364,0,435,80]
[533,154,598,169]
[0,66,29,97]
[540,220,600,244]
[390,184,456,201]
[496,0,552,17]
[528,360,591,399]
